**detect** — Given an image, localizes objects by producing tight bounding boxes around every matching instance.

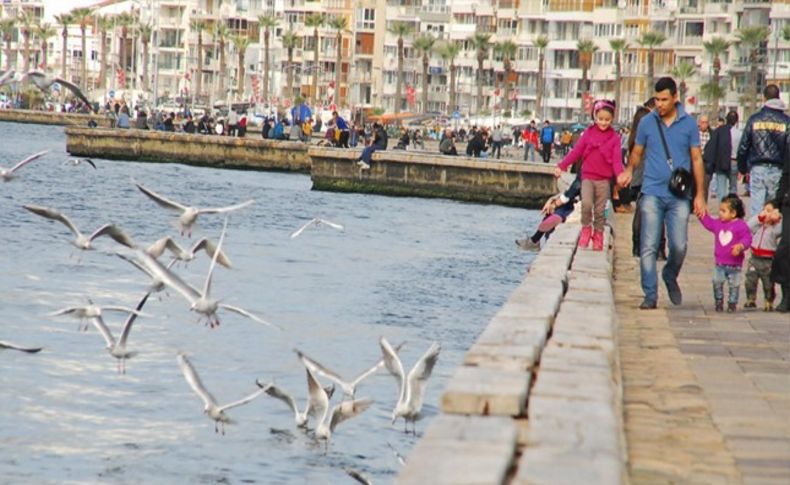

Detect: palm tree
[468,32,492,114]
[413,33,436,114]
[116,12,134,87]
[671,61,696,106]
[736,26,770,116]
[95,15,112,89]
[534,35,549,121]
[637,30,667,92]
[577,39,598,95]
[437,41,460,116]
[700,82,725,116]
[328,16,348,108]
[281,31,299,104]
[495,40,518,115]
[389,21,413,113]
[191,20,209,99]
[70,7,93,91]
[703,36,731,118]
[35,23,57,71]
[609,39,627,120]
[19,12,38,73]
[257,15,278,104]
[1,19,17,71]
[215,23,230,101]
[784,25,790,43]
[305,13,324,107]
[137,23,152,92]
[232,34,250,99]
[54,13,73,81]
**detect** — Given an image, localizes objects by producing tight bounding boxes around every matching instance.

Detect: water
[0,122,539,484]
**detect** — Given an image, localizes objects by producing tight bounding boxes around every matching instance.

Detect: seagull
[345,468,373,485]
[64,158,96,169]
[295,344,404,398]
[0,70,16,86]
[116,220,277,329]
[387,442,407,466]
[23,204,130,251]
[49,300,149,332]
[146,236,232,268]
[255,367,335,429]
[135,182,254,237]
[24,71,96,112]
[1,150,49,182]
[86,291,152,374]
[290,218,345,239]
[314,397,373,442]
[0,340,43,354]
[177,352,269,434]
[380,337,440,434]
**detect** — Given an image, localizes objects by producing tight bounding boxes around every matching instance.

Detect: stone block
[464,342,541,371]
[513,446,624,485]
[544,224,580,248]
[442,366,531,416]
[567,273,613,294]
[548,332,615,355]
[476,321,549,348]
[539,343,612,371]
[526,408,621,454]
[420,415,517,444]
[531,252,574,272]
[396,440,516,485]
[530,369,615,402]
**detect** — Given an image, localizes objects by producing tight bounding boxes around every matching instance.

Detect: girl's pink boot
[579,226,592,248]
[592,230,604,251]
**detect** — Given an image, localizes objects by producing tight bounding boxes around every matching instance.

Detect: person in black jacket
[516,170,581,250]
[737,84,790,216]
[704,110,739,200]
[771,142,790,312]
[465,131,487,157]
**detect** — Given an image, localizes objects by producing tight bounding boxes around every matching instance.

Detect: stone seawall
[309,147,557,209]
[0,109,111,127]
[65,127,311,172]
[396,221,628,484]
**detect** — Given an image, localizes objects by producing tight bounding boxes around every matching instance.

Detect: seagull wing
[289,218,318,239]
[9,150,49,174]
[48,306,83,317]
[305,367,329,421]
[146,237,174,259]
[296,350,351,394]
[177,353,218,408]
[101,305,149,318]
[135,183,188,212]
[191,238,232,268]
[52,76,94,111]
[316,218,345,232]
[23,204,82,238]
[132,251,201,304]
[328,398,373,432]
[379,337,405,395]
[89,315,116,348]
[349,359,386,391]
[219,387,266,412]
[0,70,14,86]
[218,304,281,330]
[89,224,135,247]
[345,468,373,485]
[202,218,228,298]
[406,342,441,409]
[257,380,300,418]
[0,340,42,353]
[118,291,152,348]
[83,159,97,169]
[196,199,255,215]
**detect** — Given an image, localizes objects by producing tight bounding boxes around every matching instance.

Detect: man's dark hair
[764,84,780,100]
[654,77,678,96]
[643,97,656,108]
[726,110,738,126]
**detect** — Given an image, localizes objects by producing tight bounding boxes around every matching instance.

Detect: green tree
[495,40,518,115]
[35,23,57,71]
[215,23,230,100]
[95,15,113,89]
[116,12,135,87]
[700,81,724,115]
[305,13,325,106]
[437,41,460,116]
[609,39,627,120]
[232,34,251,98]
[70,7,93,90]
[736,25,770,116]
[534,35,549,120]
[137,23,152,92]
[19,11,39,73]
[468,32,492,114]
[191,20,209,99]
[328,16,348,108]
[389,21,413,113]
[257,15,278,104]
[784,25,790,42]
[0,19,14,71]
[54,13,73,81]
[281,31,299,104]
[414,33,436,114]
[703,36,731,118]
[671,60,696,107]
[637,30,667,94]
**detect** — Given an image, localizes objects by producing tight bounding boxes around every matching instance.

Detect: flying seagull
[177,353,269,434]
[135,182,254,237]
[0,340,43,354]
[64,158,96,169]
[290,218,345,239]
[145,236,232,268]
[86,291,152,374]
[23,204,130,251]
[24,71,95,112]
[380,337,440,434]
[49,300,148,332]
[314,397,373,442]
[1,150,49,182]
[255,367,335,429]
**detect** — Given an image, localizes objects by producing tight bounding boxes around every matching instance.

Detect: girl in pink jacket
[554,100,624,250]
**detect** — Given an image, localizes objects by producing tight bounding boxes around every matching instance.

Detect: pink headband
[593,100,615,114]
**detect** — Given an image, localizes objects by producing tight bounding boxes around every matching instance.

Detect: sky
[43,0,102,21]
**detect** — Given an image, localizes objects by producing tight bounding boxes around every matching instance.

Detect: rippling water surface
[0,122,539,484]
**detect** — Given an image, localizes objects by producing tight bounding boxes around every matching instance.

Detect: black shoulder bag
[654,117,693,198]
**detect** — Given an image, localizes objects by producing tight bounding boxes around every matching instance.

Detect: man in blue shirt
[618,77,707,310]
[332,111,350,148]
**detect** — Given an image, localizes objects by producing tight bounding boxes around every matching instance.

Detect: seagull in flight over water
[24,71,96,112]
[1,150,49,182]
[86,290,152,374]
[64,158,96,169]
[0,341,43,354]
[255,366,335,429]
[23,204,130,251]
[290,218,345,239]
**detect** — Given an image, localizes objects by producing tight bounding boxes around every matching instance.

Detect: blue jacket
[291,104,311,124]
[737,100,790,174]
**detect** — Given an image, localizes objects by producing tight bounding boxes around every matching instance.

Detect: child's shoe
[764,301,773,312]
[715,300,724,312]
[727,303,737,313]
[579,226,592,249]
[592,230,604,251]
[744,299,756,309]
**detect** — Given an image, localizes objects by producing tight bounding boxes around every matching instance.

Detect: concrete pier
[0,108,111,127]
[65,127,311,172]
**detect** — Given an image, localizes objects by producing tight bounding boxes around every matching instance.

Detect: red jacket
[522,128,538,147]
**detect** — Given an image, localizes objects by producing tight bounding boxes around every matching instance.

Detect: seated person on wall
[135,110,149,130]
[116,106,131,129]
[356,122,388,170]
[516,169,582,251]
[394,128,410,150]
[182,115,195,134]
[237,113,247,137]
[271,118,286,140]
[439,129,458,156]
[317,127,336,147]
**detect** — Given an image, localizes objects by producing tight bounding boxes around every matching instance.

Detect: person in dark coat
[261,117,271,139]
[771,141,790,312]
[704,111,739,200]
[466,131,486,157]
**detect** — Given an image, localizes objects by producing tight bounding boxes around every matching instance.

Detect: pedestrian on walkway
[539,120,555,163]
[491,124,503,159]
[770,142,790,312]
[522,122,538,162]
[737,84,790,217]
[704,110,741,200]
[555,99,623,251]
[744,199,783,311]
[698,194,752,313]
[698,115,714,199]
[617,77,707,310]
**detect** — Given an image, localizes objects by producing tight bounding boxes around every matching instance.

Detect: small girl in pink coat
[554,100,624,250]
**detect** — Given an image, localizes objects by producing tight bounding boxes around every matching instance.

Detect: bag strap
[653,116,673,169]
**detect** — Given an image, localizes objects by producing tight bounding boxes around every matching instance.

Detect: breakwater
[0,108,111,127]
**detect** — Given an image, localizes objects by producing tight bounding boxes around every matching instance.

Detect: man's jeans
[640,194,691,304]
[749,164,782,216]
[713,264,742,305]
[524,144,535,162]
[714,162,738,200]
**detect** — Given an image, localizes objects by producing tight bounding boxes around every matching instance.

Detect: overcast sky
[43,0,101,21]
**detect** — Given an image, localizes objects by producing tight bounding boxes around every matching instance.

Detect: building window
[356,8,375,30]
[593,23,622,38]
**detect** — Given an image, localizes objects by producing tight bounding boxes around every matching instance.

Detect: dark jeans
[338,130,350,148]
[491,141,502,159]
[360,145,378,163]
[541,144,552,163]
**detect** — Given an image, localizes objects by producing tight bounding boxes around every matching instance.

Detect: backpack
[541,126,555,144]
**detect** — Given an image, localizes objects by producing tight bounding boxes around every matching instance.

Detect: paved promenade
[613,211,790,484]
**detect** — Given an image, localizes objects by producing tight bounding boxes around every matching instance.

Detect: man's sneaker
[356,161,370,169]
[663,270,682,306]
[727,303,737,313]
[764,301,774,312]
[715,300,724,312]
[639,299,657,310]
[515,239,541,251]
[744,300,757,309]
